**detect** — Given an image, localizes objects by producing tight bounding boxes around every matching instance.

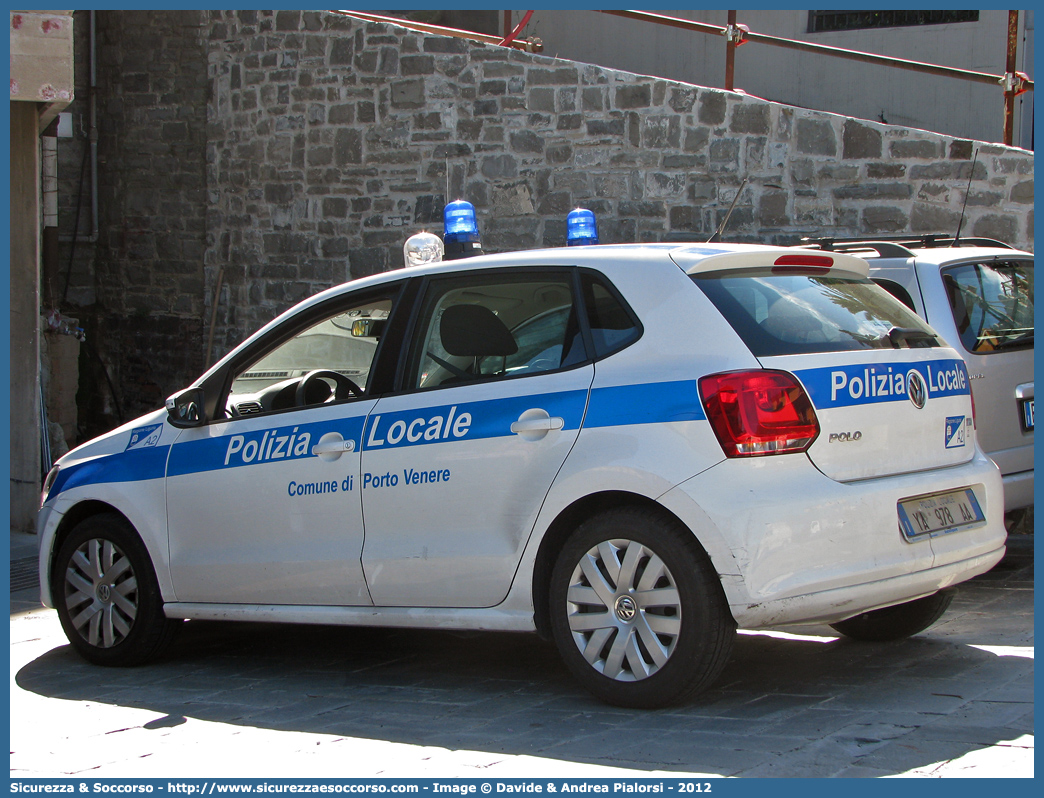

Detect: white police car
[805,236,1033,524]
[39,242,1006,708]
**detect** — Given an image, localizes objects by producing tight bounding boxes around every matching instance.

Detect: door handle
[511,409,564,441]
[312,432,355,462]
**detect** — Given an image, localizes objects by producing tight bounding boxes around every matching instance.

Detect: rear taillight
[699,370,820,457]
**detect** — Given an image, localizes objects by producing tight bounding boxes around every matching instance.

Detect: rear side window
[872,278,917,311]
[694,271,940,357]
[942,259,1033,354]
[580,270,641,358]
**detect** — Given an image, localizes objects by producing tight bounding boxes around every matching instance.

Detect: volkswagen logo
[907,370,927,409]
[614,595,638,623]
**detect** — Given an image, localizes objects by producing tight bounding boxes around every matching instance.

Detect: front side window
[226,294,395,415]
[695,271,940,357]
[942,260,1034,354]
[407,271,585,390]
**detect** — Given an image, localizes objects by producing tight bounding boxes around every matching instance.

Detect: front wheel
[53,513,178,666]
[549,506,735,708]
[829,589,955,642]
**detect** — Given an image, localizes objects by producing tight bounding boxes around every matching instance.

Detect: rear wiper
[886,327,938,349]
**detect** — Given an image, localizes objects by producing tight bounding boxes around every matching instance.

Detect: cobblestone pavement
[9,534,1033,779]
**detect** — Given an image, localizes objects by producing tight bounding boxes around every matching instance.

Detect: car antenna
[952,148,978,246]
[706,177,748,243]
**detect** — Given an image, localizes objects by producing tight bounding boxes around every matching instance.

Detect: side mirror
[166,387,206,428]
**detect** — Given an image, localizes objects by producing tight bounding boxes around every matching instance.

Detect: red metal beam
[337,10,543,53]
[601,9,1033,90]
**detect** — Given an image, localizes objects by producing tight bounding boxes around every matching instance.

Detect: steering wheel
[295,370,363,406]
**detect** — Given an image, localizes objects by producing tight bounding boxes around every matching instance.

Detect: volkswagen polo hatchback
[805,236,1033,523]
[39,243,1006,708]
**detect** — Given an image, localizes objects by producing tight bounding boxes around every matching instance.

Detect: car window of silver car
[942,260,1034,354]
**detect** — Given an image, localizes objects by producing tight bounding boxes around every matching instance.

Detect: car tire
[53,513,178,666]
[829,589,955,642]
[549,506,735,709]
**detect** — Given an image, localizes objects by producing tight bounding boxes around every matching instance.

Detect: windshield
[694,271,941,357]
[942,259,1034,354]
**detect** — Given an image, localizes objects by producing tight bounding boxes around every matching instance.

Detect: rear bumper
[660,447,1006,629]
[740,545,1004,627]
[1001,468,1034,513]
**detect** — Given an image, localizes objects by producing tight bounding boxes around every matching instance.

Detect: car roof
[394,241,871,279]
[896,246,1035,267]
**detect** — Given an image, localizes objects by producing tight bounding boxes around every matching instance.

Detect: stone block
[698,92,726,126]
[480,79,507,96]
[669,87,697,113]
[265,184,295,204]
[510,130,544,154]
[647,172,685,198]
[529,67,579,86]
[867,162,905,179]
[556,114,582,131]
[796,118,836,156]
[334,129,362,165]
[911,202,960,232]
[615,84,651,109]
[586,118,624,137]
[758,191,788,227]
[275,11,300,31]
[537,192,571,215]
[401,55,434,76]
[329,38,353,66]
[669,205,701,231]
[547,143,573,164]
[862,206,908,232]
[731,104,770,135]
[582,87,604,112]
[322,197,348,218]
[528,87,555,112]
[390,79,425,108]
[842,120,882,159]
[833,183,912,200]
[643,116,680,149]
[481,154,518,179]
[949,139,974,160]
[1010,181,1033,204]
[684,127,710,153]
[889,139,941,159]
[710,138,740,164]
[422,36,468,54]
[972,214,1019,243]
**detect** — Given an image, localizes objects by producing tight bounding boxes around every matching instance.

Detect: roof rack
[800,235,1014,259]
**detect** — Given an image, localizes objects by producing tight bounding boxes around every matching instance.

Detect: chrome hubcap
[64,538,138,649]
[566,539,682,682]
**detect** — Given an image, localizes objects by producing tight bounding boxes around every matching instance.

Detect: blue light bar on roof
[567,208,598,246]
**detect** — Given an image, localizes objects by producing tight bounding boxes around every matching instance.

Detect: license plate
[898,488,985,541]
[1021,398,1034,431]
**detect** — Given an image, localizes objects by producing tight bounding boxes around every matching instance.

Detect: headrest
[440,304,518,357]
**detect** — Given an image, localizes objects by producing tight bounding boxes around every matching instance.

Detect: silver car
[806,236,1033,525]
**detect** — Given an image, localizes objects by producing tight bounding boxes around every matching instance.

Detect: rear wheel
[549,506,734,708]
[53,513,178,666]
[829,589,955,642]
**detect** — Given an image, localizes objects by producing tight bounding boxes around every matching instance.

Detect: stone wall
[58,11,209,437]
[58,10,1034,436]
[204,10,1032,351]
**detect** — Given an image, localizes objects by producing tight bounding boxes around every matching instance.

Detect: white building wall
[518,9,1033,149]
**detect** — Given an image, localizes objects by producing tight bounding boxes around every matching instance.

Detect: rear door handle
[511,409,564,441]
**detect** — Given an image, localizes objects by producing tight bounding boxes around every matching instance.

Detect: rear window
[694,271,941,357]
[942,259,1033,354]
